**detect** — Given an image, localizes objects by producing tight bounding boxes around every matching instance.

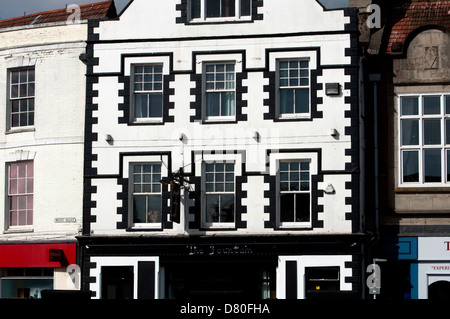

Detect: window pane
[423,96,441,115]
[222,0,235,17]
[280,89,294,114]
[206,194,220,223]
[206,92,220,116]
[147,195,162,223]
[280,193,295,222]
[447,119,450,145]
[423,119,441,145]
[11,71,19,84]
[10,211,18,226]
[424,149,442,183]
[206,0,220,17]
[294,88,309,114]
[446,96,450,115]
[11,84,18,98]
[296,193,310,222]
[402,150,419,183]
[28,83,35,97]
[240,0,251,15]
[220,194,234,222]
[401,97,419,115]
[148,94,163,118]
[401,119,419,146]
[447,150,450,182]
[221,92,235,116]
[133,195,147,223]
[18,211,27,226]
[134,94,148,118]
[191,0,201,18]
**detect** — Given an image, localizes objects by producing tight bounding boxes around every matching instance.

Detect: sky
[0,0,350,20]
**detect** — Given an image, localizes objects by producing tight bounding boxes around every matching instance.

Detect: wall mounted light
[325,184,335,194]
[325,83,341,96]
[252,131,260,142]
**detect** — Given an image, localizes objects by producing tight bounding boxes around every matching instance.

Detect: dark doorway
[101,266,134,299]
[428,281,450,299]
[165,260,275,300]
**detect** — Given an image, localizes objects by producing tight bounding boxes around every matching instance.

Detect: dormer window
[190,0,251,22]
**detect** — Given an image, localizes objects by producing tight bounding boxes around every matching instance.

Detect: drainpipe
[369,73,381,299]
[369,73,381,241]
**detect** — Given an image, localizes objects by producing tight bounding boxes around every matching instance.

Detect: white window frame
[202,160,235,228]
[203,62,236,122]
[131,64,164,123]
[8,68,35,131]
[189,0,252,22]
[122,155,169,229]
[276,59,311,119]
[123,56,171,124]
[130,163,163,226]
[193,151,243,229]
[398,93,450,187]
[6,161,34,230]
[278,160,311,228]
[269,152,318,229]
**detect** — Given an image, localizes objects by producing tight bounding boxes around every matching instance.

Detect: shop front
[0,243,77,298]
[81,235,363,299]
[417,237,450,299]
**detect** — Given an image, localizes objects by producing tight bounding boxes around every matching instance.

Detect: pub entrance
[164,260,276,300]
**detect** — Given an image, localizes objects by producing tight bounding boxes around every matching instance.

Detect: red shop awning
[0,243,76,268]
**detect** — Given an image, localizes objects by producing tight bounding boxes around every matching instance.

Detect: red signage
[0,243,76,267]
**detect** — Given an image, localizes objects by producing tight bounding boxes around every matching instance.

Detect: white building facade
[0,1,116,298]
[80,0,366,299]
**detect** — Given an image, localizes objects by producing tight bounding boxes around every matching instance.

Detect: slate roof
[387,1,450,54]
[0,0,117,30]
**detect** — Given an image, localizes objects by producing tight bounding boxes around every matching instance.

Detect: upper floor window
[131,163,162,226]
[7,161,34,228]
[203,161,235,228]
[399,94,450,185]
[131,65,163,123]
[204,63,236,121]
[9,68,35,129]
[278,160,311,227]
[190,0,251,22]
[277,60,310,119]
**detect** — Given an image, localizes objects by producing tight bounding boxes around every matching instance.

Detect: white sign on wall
[418,237,450,260]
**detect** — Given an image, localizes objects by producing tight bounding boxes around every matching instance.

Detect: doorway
[428,276,450,299]
[101,266,134,299]
[165,260,276,300]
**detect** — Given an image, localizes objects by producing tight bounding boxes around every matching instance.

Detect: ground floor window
[101,266,134,299]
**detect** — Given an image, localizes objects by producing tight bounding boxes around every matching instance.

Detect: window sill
[201,223,236,230]
[127,224,163,231]
[188,17,252,24]
[278,114,311,120]
[4,227,34,234]
[395,186,450,194]
[277,223,312,230]
[5,127,35,134]
[131,119,164,125]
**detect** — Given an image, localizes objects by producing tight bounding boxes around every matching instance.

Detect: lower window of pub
[279,161,311,226]
[204,161,235,226]
[131,164,162,225]
[7,161,33,228]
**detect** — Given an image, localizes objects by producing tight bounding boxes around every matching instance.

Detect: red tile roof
[0,0,117,30]
[387,1,450,54]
